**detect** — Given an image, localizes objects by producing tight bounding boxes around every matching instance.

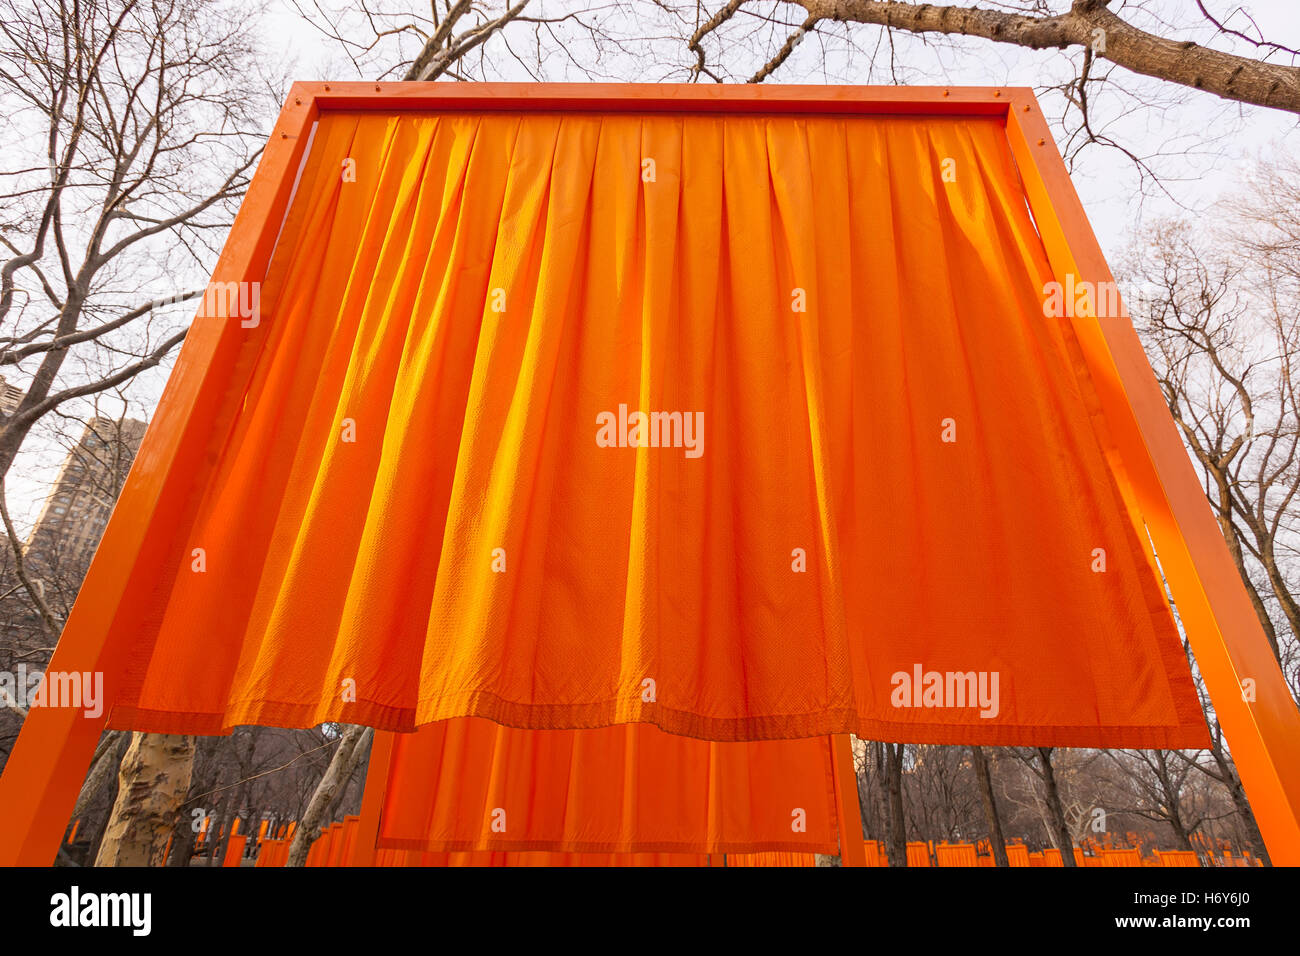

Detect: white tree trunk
[95,733,194,867]
[287,725,373,867]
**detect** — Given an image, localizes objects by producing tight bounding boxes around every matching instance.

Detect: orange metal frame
[1,83,1296,867]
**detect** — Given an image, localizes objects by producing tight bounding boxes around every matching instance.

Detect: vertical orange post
[340,814,360,865]
[348,730,394,866]
[223,834,247,868]
[830,734,867,867]
[307,829,327,867]
[325,822,346,867]
[1006,95,1300,864]
[0,86,320,867]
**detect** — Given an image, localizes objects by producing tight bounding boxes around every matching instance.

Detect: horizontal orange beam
[291,80,1021,116]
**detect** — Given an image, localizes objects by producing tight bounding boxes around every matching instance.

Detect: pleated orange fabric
[395,851,712,867]
[935,843,980,867]
[103,109,1205,748]
[725,852,816,867]
[377,718,839,854]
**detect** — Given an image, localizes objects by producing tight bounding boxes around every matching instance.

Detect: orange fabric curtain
[377,718,839,854]
[100,109,1203,748]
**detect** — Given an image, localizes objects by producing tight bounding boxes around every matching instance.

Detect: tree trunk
[971,745,1010,867]
[1208,740,1271,866]
[854,740,873,840]
[1166,807,1194,851]
[1036,747,1077,867]
[70,731,128,822]
[1211,473,1284,661]
[286,724,373,867]
[1151,751,1195,851]
[164,736,219,867]
[95,733,194,867]
[1258,540,1300,653]
[61,730,130,865]
[885,742,907,867]
[869,741,888,842]
[796,0,1300,115]
[164,812,196,868]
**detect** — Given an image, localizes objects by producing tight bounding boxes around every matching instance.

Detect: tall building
[0,375,22,416]
[0,377,20,562]
[24,417,148,581]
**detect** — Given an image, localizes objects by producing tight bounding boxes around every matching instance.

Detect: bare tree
[1112,157,1300,868]
[288,0,630,82]
[1004,748,1080,865]
[94,731,193,866]
[0,0,277,490]
[0,0,281,862]
[971,746,1010,866]
[712,1,1300,111]
[286,724,373,867]
[1101,749,1217,850]
[882,741,908,866]
[1123,194,1300,697]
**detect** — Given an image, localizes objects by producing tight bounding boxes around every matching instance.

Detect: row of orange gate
[64,814,1255,868]
[241,818,1253,868]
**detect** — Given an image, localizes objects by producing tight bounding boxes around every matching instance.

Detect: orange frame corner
[1,82,1296,867]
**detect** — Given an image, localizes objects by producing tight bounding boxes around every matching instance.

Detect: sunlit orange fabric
[102,108,1205,748]
[377,718,838,854]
